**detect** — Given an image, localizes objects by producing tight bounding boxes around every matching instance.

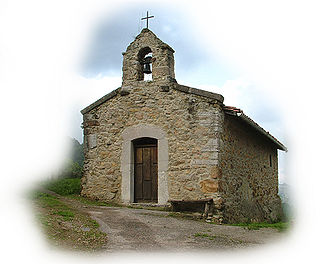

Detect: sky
[1,0,320,263]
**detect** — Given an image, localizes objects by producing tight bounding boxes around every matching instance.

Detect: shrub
[44,178,81,196]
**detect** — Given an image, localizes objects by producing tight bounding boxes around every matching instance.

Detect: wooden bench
[169,198,214,219]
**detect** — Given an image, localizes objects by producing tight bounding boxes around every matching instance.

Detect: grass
[31,190,107,251]
[229,222,289,232]
[165,208,289,232]
[55,210,75,221]
[193,232,245,244]
[32,192,69,210]
[39,177,119,207]
[67,194,115,206]
[88,219,99,228]
[42,178,81,196]
[194,233,217,240]
[40,178,173,211]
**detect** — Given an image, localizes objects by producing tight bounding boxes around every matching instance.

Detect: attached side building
[81,29,286,223]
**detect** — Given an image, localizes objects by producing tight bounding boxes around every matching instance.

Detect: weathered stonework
[81,81,225,206]
[80,28,285,224]
[220,114,283,223]
[122,28,176,87]
[120,124,169,204]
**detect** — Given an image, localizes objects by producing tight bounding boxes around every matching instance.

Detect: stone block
[87,134,97,149]
[159,85,169,92]
[120,86,131,96]
[84,120,100,127]
[210,165,222,179]
[200,179,219,193]
[201,138,219,152]
[191,159,218,165]
[213,197,224,209]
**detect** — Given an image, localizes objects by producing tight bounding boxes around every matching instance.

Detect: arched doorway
[133,137,158,202]
[121,124,169,205]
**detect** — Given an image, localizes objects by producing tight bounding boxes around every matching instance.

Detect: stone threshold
[128,202,171,209]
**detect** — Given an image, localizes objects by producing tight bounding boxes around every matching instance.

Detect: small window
[269,154,272,167]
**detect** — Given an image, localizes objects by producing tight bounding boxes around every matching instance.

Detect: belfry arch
[120,124,169,205]
[137,47,153,81]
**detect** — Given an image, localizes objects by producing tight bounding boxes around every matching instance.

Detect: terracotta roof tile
[223,105,287,151]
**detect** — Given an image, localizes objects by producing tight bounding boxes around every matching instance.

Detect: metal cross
[141,11,154,29]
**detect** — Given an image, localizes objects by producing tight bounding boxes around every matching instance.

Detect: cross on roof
[141,11,154,29]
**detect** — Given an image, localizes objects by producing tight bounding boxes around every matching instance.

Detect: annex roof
[223,106,287,151]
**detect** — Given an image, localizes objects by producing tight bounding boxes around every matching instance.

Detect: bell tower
[121,28,176,87]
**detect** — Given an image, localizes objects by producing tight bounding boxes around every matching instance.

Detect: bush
[44,178,81,196]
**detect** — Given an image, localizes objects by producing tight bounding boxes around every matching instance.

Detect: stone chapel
[80,28,286,223]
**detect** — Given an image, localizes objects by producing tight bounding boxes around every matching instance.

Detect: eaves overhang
[223,106,287,152]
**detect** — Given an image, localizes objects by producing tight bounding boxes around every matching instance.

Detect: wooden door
[134,139,158,203]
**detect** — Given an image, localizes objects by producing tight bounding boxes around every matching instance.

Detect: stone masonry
[220,112,283,223]
[80,28,286,224]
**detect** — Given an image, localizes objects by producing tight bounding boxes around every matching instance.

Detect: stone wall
[81,82,225,207]
[220,114,283,223]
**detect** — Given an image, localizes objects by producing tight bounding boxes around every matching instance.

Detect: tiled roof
[223,106,287,151]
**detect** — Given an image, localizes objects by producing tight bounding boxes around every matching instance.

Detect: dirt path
[38,190,285,253]
[86,206,284,252]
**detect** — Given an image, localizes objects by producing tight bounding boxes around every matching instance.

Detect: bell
[143,63,152,74]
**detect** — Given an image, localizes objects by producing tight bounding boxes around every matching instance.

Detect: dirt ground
[86,205,285,253]
[36,190,287,253]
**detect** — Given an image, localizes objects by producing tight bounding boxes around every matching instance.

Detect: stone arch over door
[121,124,169,205]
